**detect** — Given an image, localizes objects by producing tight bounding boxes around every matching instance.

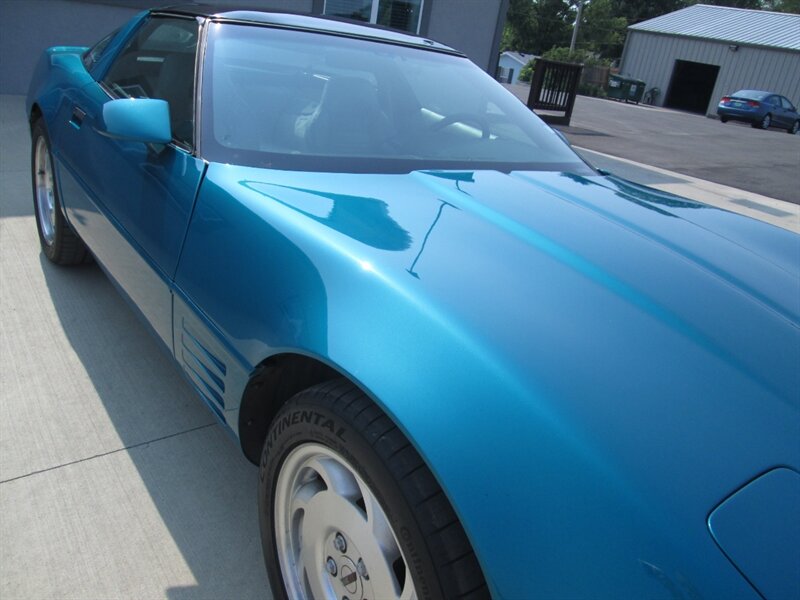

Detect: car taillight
[747,100,760,107]
[721,96,731,103]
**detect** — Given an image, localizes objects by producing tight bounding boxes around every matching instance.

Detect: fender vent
[181,320,226,410]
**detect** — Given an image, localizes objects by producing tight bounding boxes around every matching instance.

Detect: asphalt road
[506,85,799,205]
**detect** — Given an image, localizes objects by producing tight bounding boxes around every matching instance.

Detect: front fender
[26,47,91,125]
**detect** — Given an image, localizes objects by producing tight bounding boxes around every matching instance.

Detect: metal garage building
[619,4,800,116]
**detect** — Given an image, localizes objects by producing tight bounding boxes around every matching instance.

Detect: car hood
[243,167,799,408]
[244,163,800,457]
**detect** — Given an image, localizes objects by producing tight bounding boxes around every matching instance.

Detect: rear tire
[719,116,728,123]
[259,379,490,600]
[31,119,88,265]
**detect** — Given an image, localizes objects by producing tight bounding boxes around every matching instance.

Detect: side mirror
[100,98,171,144]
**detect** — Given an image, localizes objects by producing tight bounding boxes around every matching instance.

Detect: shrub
[578,83,607,98]
[519,48,611,84]
[542,47,610,67]
[518,60,535,83]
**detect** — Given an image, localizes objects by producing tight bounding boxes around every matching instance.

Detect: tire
[789,120,799,135]
[259,379,490,600]
[31,119,88,265]
[719,116,728,123]
[753,113,771,130]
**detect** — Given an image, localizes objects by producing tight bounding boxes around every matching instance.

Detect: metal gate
[526,59,583,125]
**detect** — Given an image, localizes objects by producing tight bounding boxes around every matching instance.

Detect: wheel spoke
[298,544,329,600]
[307,456,361,500]
[364,486,400,557]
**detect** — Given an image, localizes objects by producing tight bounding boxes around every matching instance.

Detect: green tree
[532,0,575,54]
[578,0,628,57]
[610,0,687,25]
[760,0,800,9]
[501,0,538,53]
[687,0,762,8]
[502,0,574,54]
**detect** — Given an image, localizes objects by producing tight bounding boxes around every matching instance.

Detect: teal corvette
[27,5,799,599]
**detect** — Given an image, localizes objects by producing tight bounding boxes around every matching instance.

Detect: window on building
[323,0,424,34]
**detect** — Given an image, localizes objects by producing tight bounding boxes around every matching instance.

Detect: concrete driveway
[0,95,270,599]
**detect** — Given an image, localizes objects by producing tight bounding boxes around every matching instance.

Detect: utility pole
[569,0,583,52]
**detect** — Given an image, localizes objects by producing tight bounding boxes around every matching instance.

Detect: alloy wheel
[34,136,56,246]
[274,443,417,600]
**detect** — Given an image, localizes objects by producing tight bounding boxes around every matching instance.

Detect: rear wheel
[719,116,728,123]
[259,379,490,600]
[31,119,88,265]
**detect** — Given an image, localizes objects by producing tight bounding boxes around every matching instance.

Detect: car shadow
[36,243,271,599]
[0,86,266,597]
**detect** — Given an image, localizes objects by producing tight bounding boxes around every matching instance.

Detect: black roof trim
[152,3,463,57]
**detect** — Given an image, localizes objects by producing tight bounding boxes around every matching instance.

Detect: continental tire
[258,379,490,600]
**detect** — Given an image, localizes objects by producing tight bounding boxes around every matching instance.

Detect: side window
[781,97,795,111]
[768,96,780,107]
[83,29,118,71]
[102,17,199,148]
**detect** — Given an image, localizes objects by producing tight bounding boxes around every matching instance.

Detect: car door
[53,15,206,350]
[766,95,786,127]
[780,96,797,128]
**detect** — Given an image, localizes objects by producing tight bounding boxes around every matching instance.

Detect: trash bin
[607,74,629,101]
[607,75,647,104]
[626,78,646,104]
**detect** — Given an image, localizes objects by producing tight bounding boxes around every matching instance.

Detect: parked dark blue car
[717,89,800,133]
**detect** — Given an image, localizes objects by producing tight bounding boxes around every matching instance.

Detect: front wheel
[31,119,88,265]
[259,380,490,600]
[789,120,799,134]
[753,113,771,129]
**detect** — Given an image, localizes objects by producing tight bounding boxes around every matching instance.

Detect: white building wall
[497,55,527,84]
[620,30,800,115]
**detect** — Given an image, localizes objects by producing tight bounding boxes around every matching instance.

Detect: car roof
[156,3,462,56]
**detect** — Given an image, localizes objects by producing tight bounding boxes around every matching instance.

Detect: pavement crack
[0,422,217,485]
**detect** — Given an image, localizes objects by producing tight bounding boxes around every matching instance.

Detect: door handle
[69,107,86,129]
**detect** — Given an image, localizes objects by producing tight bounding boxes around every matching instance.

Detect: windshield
[201,22,590,174]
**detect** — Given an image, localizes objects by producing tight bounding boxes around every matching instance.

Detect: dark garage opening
[665,60,720,114]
